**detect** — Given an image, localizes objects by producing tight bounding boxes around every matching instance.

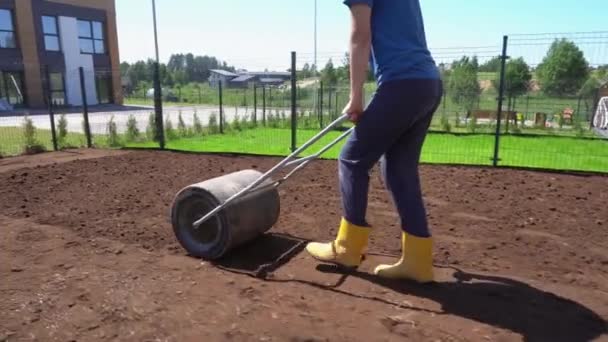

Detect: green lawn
[126,128,608,173]
[3,123,606,173]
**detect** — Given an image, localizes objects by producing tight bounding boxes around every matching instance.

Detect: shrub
[268,112,279,128]
[280,110,287,128]
[440,111,451,132]
[232,113,242,132]
[454,112,461,128]
[23,116,45,154]
[240,114,254,129]
[193,111,203,135]
[557,113,565,130]
[177,112,188,137]
[57,114,68,147]
[467,113,477,133]
[146,113,157,141]
[165,117,177,140]
[126,114,140,142]
[247,113,257,129]
[106,115,121,147]
[208,112,219,134]
[573,115,585,137]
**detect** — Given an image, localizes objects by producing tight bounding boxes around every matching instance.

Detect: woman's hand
[343,95,364,123]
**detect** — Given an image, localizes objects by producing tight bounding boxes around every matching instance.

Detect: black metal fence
[1,32,607,173]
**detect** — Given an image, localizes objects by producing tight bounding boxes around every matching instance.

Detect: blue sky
[116,0,608,70]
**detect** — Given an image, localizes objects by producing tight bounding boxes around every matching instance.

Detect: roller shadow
[314,264,608,342]
[211,232,307,278]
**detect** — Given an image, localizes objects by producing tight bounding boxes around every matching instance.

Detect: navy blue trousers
[339,78,443,237]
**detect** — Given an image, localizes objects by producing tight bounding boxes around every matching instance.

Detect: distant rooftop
[247,71,291,77]
[231,75,256,82]
[210,69,238,77]
[259,78,285,83]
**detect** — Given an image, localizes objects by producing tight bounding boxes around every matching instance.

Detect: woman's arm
[344,4,372,122]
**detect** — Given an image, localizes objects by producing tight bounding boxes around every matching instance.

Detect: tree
[471,56,479,70]
[448,56,481,110]
[595,65,608,82]
[479,56,501,72]
[321,59,338,86]
[120,62,130,77]
[299,63,311,79]
[336,52,350,82]
[578,76,602,114]
[536,39,589,97]
[578,77,601,98]
[127,61,149,87]
[493,57,532,99]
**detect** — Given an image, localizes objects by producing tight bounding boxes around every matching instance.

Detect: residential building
[208,69,237,89]
[0,0,122,109]
[208,69,291,89]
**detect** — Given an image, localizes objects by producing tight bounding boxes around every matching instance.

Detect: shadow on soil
[211,233,307,278]
[206,234,606,341]
[311,264,608,342]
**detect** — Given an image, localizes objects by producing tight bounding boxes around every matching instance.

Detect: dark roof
[231,75,256,82]
[248,71,291,77]
[210,69,238,77]
[259,78,285,83]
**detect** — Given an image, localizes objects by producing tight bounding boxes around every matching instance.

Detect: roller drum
[171,170,280,260]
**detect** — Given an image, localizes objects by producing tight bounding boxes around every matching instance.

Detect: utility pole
[314,0,318,73]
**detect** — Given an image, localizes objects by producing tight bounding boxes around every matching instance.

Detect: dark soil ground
[1,149,607,342]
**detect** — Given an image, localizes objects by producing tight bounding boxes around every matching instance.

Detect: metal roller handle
[192,114,354,229]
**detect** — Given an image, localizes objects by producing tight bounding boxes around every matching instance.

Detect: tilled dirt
[1,149,607,341]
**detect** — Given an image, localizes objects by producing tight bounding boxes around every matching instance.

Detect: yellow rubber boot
[374,232,434,283]
[305,218,370,268]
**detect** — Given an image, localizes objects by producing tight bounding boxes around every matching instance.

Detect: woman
[306,0,443,283]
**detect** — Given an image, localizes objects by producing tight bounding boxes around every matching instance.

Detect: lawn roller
[170,114,353,260]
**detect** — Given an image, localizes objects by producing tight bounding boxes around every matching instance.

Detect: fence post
[290,51,297,152]
[253,83,257,125]
[79,67,92,148]
[44,65,58,151]
[493,35,509,167]
[319,81,324,128]
[262,86,266,126]
[219,81,224,134]
[505,96,511,133]
[442,86,447,118]
[153,61,165,149]
[328,87,332,121]
[335,91,339,120]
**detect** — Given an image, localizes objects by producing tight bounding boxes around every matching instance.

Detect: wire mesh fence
[1,33,607,173]
[496,32,608,172]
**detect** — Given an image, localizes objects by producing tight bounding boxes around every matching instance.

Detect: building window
[48,72,65,106]
[78,19,105,54]
[0,9,17,48]
[0,71,25,106]
[42,16,60,51]
[95,74,112,104]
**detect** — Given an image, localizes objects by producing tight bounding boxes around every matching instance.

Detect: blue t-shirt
[343,0,440,84]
